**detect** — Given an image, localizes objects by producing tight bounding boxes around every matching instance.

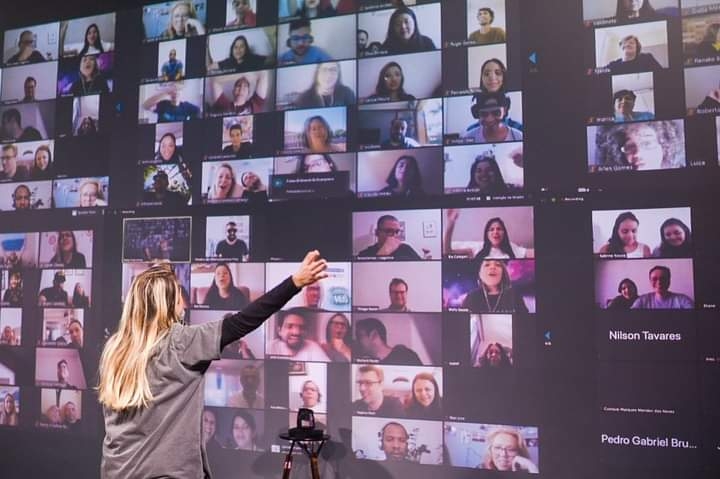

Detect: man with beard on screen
[268,307,329,361]
[214,221,248,260]
[381,118,420,149]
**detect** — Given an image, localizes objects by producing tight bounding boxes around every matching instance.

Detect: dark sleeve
[221,276,301,349]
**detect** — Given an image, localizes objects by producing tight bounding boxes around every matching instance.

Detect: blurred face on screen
[477,9,493,26]
[329,315,348,339]
[383,66,403,94]
[87,25,99,45]
[358,31,368,49]
[317,63,339,92]
[486,221,506,247]
[306,0,320,8]
[1,149,17,175]
[232,416,254,449]
[663,224,686,247]
[13,186,30,209]
[490,432,520,471]
[479,260,503,291]
[301,381,320,407]
[617,218,639,248]
[308,119,329,146]
[63,402,78,423]
[57,361,70,382]
[486,344,503,366]
[304,155,333,173]
[240,366,260,391]
[649,268,670,295]
[304,283,321,307]
[289,26,313,56]
[389,282,408,309]
[382,424,409,460]
[230,127,243,147]
[474,160,498,190]
[202,410,216,440]
[24,78,36,100]
[172,4,191,35]
[622,0,643,13]
[622,126,662,170]
[377,218,402,245]
[233,80,250,104]
[620,281,635,300]
[278,314,306,350]
[159,135,176,161]
[69,322,83,347]
[394,157,411,182]
[35,148,49,169]
[614,93,635,116]
[3,394,15,414]
[9,273,20,289]
[46,405,61,424]
[214,265,232,291]
[620,38,638,61]
[357,370,382,403]
[392,13,416,42]
[233,0,250,15]
[79,55,97,79]
[390,120,408,143]
[232,39,247,61]
[215,166,234,194]
[80,182,100,207]
[225,223,237,241]
[413,379,435,407]
[482,61,504,92]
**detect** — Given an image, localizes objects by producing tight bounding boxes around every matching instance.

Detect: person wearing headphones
[279,19,332,65]
[462,91,522,143]
[380,422,410,461]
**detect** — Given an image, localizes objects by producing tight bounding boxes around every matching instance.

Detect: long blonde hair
[98,264,181,411]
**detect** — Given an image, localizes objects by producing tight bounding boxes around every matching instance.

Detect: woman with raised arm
[99,252,327,478]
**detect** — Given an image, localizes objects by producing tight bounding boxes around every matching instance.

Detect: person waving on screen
[99,251,328,478]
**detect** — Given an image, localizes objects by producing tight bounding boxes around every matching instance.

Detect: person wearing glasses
[463,91,522,143]
[0,144,29,181]
[7,30,46,64]
[214,221,249,260]
[613,89,653,122]
[478,427,538,472]
[279,19,332,65]
[593,121,685,171]
[351,365,405,416]
[357,215,422,260]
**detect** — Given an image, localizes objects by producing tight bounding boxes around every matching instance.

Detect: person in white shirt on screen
[631,265,693,309]
[228,364,264,408]
[462,92,522,143]
[444,210,534,259]
[381,118,420,149]
[268,307,329,361]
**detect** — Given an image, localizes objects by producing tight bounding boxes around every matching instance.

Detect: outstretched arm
[220,250,328,348]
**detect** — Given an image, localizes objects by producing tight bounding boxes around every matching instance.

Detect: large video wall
[0,1,718,478]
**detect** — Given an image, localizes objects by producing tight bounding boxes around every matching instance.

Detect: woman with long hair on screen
[607,278,639,310]
[652,218,692,258]
[213,35,267,73]
[477,59,522,131]
[72,283,90,308]
[598,211,651,257]
[227,0,257,27]
[461,259,528,313]
[30,144,52,179]
[207,163,243,200]
[154,132,183,163]
[296,0,337,18]
[0,326,18,346]
[203,263,249,310]
[444,212,534,259]
[473,342,512,369]
[99,254,327,477]
[615,0,656,21]
[295,62,356,108]
[382,6,436,54]
[320,313,352,362]
[79,23,110,56]
[302,115,342,153]
[0,393,19,425]
[160,1,206,39]
[405,372,442,419]
[70,54,110,96]
[79,180,107,207]
[227,411,261,451]
[379,154,424,197]
[478,427,538,472]
[296,153,338,174]
[464,153,509,194]
[367,62,416,102]
[2,271,22,306]
[50,230,87,268]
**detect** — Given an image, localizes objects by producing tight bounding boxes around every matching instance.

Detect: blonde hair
[98,264,181,411]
